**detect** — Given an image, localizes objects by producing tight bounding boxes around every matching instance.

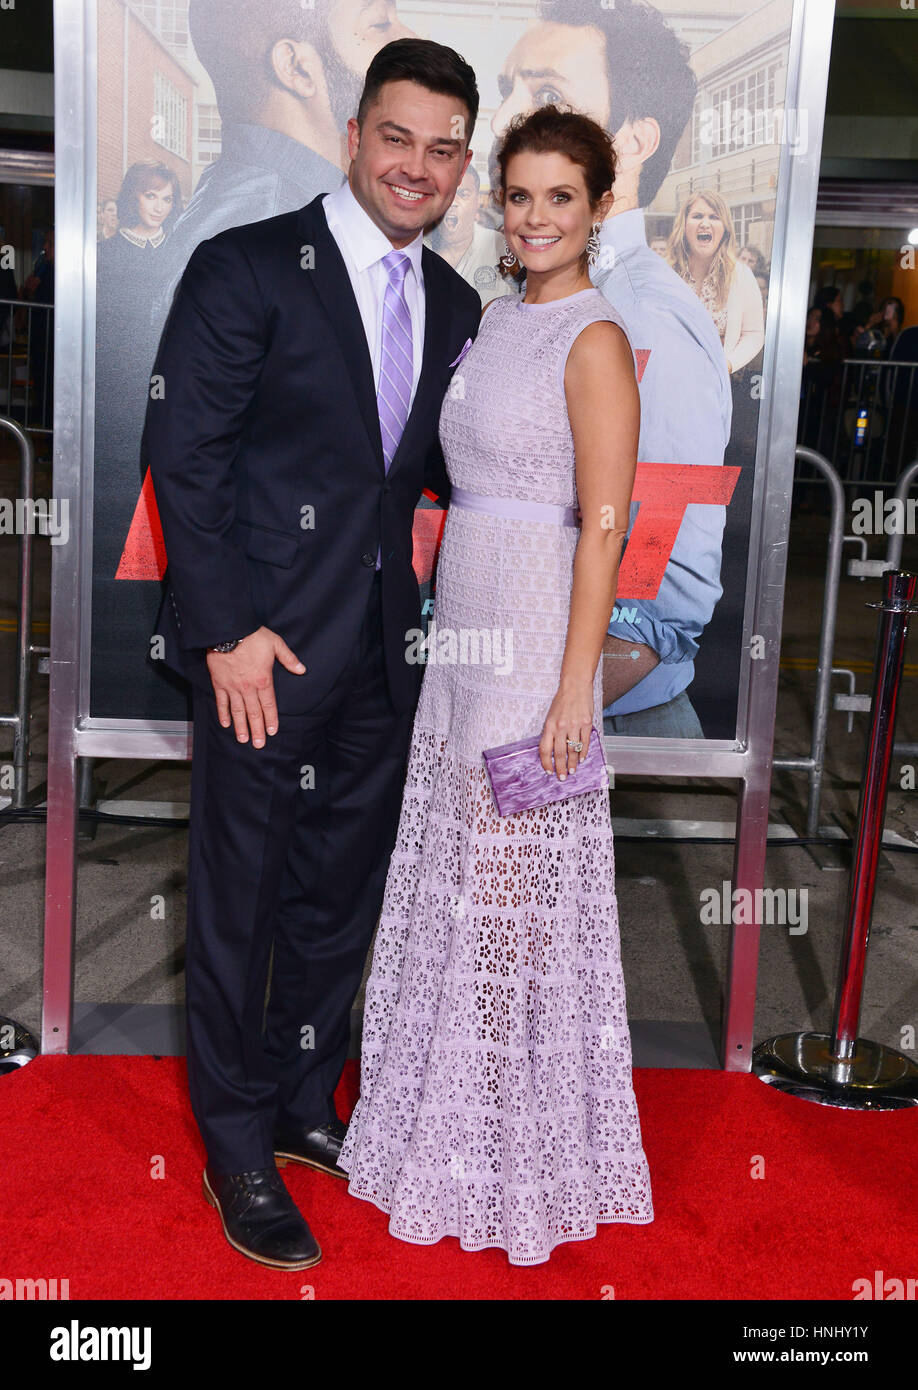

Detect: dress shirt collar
[325,176,424,283]
[598,207,647,255]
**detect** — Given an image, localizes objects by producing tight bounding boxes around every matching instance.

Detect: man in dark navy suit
[144,38,480,1270]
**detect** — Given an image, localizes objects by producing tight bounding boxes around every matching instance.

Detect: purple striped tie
[377,250,413,472]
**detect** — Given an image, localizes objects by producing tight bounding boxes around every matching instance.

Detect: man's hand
[206,626,306,747]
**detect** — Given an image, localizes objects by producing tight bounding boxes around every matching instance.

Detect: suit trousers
[185,573,415,1173]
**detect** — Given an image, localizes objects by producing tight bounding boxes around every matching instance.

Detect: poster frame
[42,0,838,1059]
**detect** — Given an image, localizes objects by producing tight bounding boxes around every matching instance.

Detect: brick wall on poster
[97,0,195,213]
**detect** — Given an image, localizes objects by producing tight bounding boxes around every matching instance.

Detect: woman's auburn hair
[493,103,617,278]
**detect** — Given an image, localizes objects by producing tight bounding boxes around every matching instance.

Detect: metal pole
[884,458,918,573]
[42,0,88,1054]
[831,570,917,1059]
[719,0,836,1070]
[753,569,918,1108]
[0,415,36,808]
[772,447,845,835]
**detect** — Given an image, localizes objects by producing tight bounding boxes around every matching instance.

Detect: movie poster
[91,0,794,739]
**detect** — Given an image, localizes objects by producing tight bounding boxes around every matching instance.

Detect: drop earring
[499,236,517,270]
[586,221,602,268]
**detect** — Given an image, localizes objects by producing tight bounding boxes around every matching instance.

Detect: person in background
[98,161,183,280]
[838,304,869,358]
[98,197,119,241]
[94,162,184,590]
[889,312,918,463]
[891,314,918,362]
[855,295,904,360]
[804,306,840,367]
[738,244,766,277]
[96,164,184,439]
[799,305,842,461]
[649,234,668,257]
[23,228,54,430]
[0,228,18,353]
[851,281,874,324]
[813,284,843,320]
[424,162,516,303]
[667,191,764,375]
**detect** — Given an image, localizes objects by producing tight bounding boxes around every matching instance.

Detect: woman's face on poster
[493,23,611,139]
[685,198,724,258]
[137,181,174,232]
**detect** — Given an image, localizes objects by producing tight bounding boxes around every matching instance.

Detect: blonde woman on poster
[667,191,765,375]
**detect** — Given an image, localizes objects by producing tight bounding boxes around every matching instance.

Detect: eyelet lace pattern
[338,291,654,1264]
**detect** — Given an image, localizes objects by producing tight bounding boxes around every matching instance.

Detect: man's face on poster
[491,22,611,179]
[329,0,412,78]
[319,0,414,129]
[437,166,479,249]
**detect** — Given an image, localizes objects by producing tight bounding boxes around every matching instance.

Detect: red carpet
[2,1057,915,1300]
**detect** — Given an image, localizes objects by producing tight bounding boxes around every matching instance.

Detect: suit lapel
[297,195,383,468]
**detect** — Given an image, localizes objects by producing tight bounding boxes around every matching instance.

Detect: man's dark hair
[189,0,332,121]
[538,0,696,207]
[356,38,479,144]
[813,285,841,313]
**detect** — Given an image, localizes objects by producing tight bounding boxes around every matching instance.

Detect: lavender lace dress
[337,287,654,1264]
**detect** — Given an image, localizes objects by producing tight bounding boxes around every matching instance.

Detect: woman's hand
[539,679,594,781]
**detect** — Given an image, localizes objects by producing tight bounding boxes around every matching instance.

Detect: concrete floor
[2,430,917,1069]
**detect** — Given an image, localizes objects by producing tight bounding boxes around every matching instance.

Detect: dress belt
[449,485,578,527]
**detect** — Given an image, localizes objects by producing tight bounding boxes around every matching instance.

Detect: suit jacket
[143,192,480,715]
[149,122,345,342]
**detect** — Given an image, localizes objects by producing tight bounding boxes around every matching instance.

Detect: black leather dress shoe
[202,1165,322,1270]
[274,1118,349,1179]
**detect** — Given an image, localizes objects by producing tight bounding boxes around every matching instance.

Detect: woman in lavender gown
[338,105,654,1264]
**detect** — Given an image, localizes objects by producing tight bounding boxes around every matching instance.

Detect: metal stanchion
[753,569,918,1109]
[0,1015,38,1075]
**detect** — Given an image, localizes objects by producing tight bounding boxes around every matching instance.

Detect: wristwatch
[208,638,244,653]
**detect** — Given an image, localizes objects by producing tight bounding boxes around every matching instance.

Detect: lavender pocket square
[482,727,609,817]
[449,337,473,369]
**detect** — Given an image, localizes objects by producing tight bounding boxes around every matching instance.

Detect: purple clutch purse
[482,727,609,817]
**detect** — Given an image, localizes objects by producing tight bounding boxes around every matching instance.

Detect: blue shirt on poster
[591,209,733,716]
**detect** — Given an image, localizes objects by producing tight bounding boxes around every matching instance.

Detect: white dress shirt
[322,178,425,410]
